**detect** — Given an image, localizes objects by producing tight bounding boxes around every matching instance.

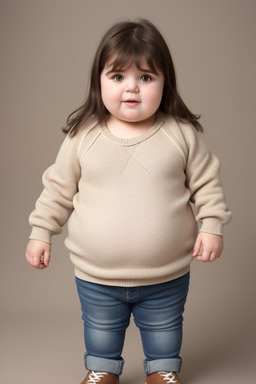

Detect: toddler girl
[26,19,231,384]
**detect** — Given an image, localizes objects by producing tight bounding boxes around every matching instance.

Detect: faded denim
[76,272,190,375]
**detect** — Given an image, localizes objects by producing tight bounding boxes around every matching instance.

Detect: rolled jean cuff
[84,354,124,375]
[144,358,182,375]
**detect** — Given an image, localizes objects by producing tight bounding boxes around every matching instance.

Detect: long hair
[64,19,203,136]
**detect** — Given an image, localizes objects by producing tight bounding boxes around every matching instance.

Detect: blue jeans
[76,272,190,375]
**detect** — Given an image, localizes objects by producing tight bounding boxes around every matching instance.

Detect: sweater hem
[73,265,191,287]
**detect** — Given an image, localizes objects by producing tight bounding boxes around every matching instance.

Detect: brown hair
[64,19,203,136]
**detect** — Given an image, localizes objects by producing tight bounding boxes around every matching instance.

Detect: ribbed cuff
[199,218,223,236]
[29,226,52,244]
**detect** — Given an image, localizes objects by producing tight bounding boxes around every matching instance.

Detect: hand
[193,232,223,262]
[25,239,51,269]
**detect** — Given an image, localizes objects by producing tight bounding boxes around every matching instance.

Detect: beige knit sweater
[29,113,231,286]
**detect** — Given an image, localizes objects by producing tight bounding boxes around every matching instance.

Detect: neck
[105,115,156,139]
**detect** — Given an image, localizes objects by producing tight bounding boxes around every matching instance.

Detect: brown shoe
[81,370,119,384]
[146,371,183,384]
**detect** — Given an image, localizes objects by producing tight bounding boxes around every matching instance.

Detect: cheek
[147,86,164,107]
[101,84,119,108]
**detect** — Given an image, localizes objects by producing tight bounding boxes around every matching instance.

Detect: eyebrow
[105,67,157,76]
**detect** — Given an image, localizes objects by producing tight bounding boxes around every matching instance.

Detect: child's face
[100,57,164,126]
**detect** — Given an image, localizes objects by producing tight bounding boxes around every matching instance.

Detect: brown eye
[141,75,152,83]
[113,74,124,82]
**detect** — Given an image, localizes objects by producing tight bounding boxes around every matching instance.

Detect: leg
[76,278,132,375]
[132,272,190,374]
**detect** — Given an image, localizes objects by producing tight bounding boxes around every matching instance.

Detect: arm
[179,123,231,262]
[27,118,99,267]
[27,132,81,269]
[181,124,232,237]
[26,132,80,269]
[29,130,82,244]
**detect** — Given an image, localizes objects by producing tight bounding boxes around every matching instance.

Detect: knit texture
[29,113,231,286]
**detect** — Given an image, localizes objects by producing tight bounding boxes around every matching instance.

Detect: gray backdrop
[1,1,255,383]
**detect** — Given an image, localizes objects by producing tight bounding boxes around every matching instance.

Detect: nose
[125,79,139,93]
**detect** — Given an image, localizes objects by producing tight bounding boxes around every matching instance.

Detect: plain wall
[1,1,255,383]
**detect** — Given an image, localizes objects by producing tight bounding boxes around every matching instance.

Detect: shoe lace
[87,371,108,384]
[159,372,178,384]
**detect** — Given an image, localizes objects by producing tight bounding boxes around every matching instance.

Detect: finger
[25,251,33,265]
[196,255,207,262]
[36,255,47,269]
[30,254,44,268]
[193,241,202,257]
[198,252,218,262]
[209,253,217,262]
[43,252,50,267]
[198,250,211,262]
[35,263,45,270]
[210,251,222,261]
[38,254,50,268]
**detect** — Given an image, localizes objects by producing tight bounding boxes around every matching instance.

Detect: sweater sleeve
[180,123,232,236]
[29,131,82,244]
